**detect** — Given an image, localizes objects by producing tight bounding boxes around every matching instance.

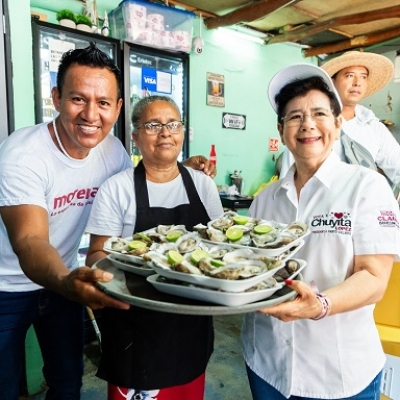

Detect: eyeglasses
[137,121,184,135]
[281,109,333,127]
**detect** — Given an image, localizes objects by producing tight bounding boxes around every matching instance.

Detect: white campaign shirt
[279,104,400,187]
[0,122,132,292]
[85,166,224,238]
[241,153,400,399]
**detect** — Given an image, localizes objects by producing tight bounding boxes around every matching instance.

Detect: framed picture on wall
[206,72,225,107]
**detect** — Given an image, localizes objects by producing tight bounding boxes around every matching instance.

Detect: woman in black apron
[86,95,224,400]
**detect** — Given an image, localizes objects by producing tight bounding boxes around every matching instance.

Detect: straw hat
[321,51,394,97]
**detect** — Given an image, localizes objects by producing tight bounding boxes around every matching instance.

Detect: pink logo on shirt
[310,211,352,235]
[377,210,399,228]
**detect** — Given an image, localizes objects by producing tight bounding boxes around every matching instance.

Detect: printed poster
[207,72,225,107]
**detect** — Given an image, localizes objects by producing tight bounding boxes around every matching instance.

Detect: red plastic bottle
[209,144,217,166]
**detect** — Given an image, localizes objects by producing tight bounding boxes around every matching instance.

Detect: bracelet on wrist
[312,293,332,320]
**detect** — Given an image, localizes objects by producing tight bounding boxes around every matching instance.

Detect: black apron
[97,161,214,389]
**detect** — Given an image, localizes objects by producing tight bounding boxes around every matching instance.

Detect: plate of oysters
[146,237,305,293]
[194,211,310,257]
[103,224,194,273]
[147,258,306,306]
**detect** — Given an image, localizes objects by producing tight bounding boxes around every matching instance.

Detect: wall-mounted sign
[222,112,246,130]
[207,72,225,107]
[269,138,279,152]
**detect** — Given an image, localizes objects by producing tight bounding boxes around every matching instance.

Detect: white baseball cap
[268,63,342,113]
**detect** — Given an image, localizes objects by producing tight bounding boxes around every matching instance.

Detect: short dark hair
[275,76,341,123]
[57,42,122,98]
[131,95,181,133]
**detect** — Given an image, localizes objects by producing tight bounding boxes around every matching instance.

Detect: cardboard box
[109,0,195,53]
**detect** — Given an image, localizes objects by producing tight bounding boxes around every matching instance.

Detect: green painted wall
[188,23,314,193]
[9,0,35,129]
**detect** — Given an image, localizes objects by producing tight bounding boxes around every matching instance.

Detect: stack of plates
[101,218,309,306]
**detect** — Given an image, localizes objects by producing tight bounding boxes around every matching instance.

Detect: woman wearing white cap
[278,52,400,193]
[241,63,400,400]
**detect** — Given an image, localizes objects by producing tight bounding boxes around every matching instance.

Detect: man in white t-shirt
[279,51,400,191]
[0,44,215,399]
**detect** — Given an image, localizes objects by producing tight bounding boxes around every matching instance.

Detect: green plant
[56,9,76,23]
[75,14,93,27]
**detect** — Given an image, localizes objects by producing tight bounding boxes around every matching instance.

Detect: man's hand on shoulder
[183,155,217,178]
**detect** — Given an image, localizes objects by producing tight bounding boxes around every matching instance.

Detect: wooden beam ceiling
[166,0,216,18]
[165,0,400,56]
[304,26,400,57]
[204,0,302,30]
[269,5,400,45]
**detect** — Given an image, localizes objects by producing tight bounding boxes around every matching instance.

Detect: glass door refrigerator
[122,42,190,161]
[31,19,123,143]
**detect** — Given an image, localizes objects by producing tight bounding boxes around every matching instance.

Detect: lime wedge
[167,250,184,265]
[166,230,183,242]
[128,240,148,250]
[226,226,244,242]
[190,249,210,265]
[133,232,152,243]
[233,215,249,225]
[253,225,273,235]
[210,259,226,267]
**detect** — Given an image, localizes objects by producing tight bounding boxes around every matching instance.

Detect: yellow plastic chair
[374,262,400,400]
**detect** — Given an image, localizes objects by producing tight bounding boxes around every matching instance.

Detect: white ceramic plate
[107,254,155,277]
[149,257,294,293]
[147,259,306,306]
[146,275,282,306]
[93,257,302,315]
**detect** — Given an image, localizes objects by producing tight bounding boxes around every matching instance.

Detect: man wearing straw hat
[279,51,400,191]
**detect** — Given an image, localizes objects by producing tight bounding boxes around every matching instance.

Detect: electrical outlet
[381,366,393,396]
[189,127,194,141]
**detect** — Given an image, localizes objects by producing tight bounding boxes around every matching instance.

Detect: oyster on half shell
[109,237,129,252]
[199,258,267,280]
[175,232,201,253]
